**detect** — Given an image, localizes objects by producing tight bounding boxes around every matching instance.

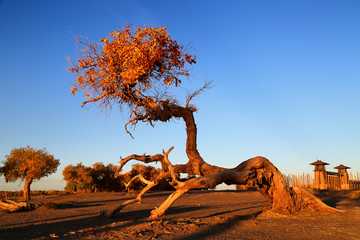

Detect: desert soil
[1,190,360,240]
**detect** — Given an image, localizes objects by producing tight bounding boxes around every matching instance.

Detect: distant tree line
[62,162,174,193]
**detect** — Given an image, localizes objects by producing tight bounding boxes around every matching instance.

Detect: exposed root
[290,187,342,213]
[234,156,341,215]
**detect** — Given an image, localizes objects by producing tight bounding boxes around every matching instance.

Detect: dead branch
[147,151,340,219]
[124,174,153,190]
[112,148,340,220]
[162,147,185,189]
[116,153,165,176]
[149,169,252,219]
[103,171,170,218]
[185,81,213,109]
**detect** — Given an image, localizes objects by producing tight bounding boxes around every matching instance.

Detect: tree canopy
[68,25,197,136]
[0,146,59,200]
[69,25,217,177]
[62,163,94,193]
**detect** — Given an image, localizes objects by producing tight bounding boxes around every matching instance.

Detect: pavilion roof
[334,164,351,169]
[310,160,329,166]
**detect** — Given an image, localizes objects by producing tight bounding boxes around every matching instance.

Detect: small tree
[0,146,59,201]
[63,162,123,192]
[63,163,93,193]
[91,162,123,192]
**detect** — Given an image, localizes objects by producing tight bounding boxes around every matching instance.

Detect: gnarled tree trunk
[179,107,226,176]
[110,98,339,219]
[147,148,339,219]
[233,156,338,214]
[23,178,33,201]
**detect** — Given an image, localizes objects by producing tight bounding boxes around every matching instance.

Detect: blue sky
[0,0,359,191]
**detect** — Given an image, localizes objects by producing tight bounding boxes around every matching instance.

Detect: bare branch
[81,92,108,107]
[124,174,153,190]
[102,171,169,218]
[162,147,183,188]
[149,170,252,219]
[116,153,165,176]
[185,81,214,109]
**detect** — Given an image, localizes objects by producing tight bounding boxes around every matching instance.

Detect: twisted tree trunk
[147,148,339,219]
[111,101,339,219]
[177,106,225,176]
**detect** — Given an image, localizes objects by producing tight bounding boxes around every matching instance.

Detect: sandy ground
[1,190,360,240]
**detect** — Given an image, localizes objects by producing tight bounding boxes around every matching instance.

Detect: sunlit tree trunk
[23,178,33,201]
[181,108,224,175]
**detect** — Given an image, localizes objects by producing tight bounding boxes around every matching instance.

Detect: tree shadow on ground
[57,202,103,209]
[73,191,173,205]
[202,205,265,218]
[314,191,349,208]
[0,205,207,239]
[175,211,263,240]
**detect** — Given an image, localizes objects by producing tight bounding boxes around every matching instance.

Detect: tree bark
[0,200,41,212]
[23,178,33,201]
[114,100,339,219]
[147,151,340,219]
[180,108,226,176]
[126,100,226,176]
[233,156,339,214]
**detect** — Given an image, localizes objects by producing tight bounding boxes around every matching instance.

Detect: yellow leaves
[69,24,197,107]
[100,37,108,43]
[70,87,78,95]
[76,76,84,85]
[2,146,59,182]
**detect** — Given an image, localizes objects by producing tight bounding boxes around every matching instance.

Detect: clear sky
[0,0,359,191]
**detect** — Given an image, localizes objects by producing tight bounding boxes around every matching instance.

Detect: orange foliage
[0,146,59,182]
[68,25,196,109]
[0,146,59,200]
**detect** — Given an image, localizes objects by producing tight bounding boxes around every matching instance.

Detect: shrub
[41,202,60,209]
[349,190,360,199]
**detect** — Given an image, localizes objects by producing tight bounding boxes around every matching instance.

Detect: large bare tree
[68,25,339,219]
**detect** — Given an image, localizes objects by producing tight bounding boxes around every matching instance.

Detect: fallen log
[0,200,42,212]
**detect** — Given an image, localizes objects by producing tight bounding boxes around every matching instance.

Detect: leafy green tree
[0,146,59,200]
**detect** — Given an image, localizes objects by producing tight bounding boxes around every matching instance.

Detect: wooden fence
[349,172,360,190]
[284,172,360,190]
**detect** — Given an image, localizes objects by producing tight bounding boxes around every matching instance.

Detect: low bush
[41,202,60,209]
[349,190,360,199]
